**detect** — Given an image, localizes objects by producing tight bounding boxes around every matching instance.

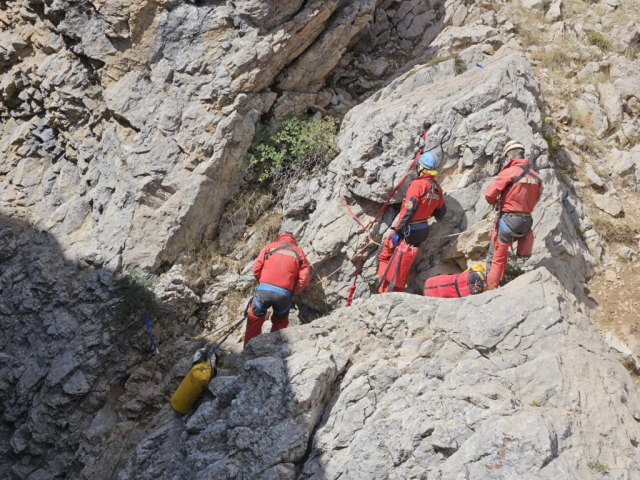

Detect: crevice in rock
[294,359,353,477]
[105,110,141,133]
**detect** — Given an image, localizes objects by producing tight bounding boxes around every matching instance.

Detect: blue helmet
[418,151,439,170]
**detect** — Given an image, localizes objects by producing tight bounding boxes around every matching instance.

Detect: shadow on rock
[0,214,199,479]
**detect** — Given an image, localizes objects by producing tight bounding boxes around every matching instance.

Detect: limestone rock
[122,270,640,478]
[428,25,501,58]
[522,0,546,11]
[585,163,605,188]
[598,82,623,127]
[545,0,563,22]
[283,49,593,310]
[608,149,636,177]
[573,94,609,138]
[593,193,625,217]
[602,0,620,11]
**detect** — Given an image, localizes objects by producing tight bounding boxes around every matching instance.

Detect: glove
[390,233,400,247]
[417,136,426,150]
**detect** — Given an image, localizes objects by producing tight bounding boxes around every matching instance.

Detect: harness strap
[256,283,292,296]
[503,164,541,199]
[388,249,404,292]
[421,178,441,203]
[498,217,527,238]
[264,241,302,266]
[424,282,457,290]
[453,274,462,297]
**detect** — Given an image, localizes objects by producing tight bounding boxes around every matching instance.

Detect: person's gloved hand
[390,233,400,247]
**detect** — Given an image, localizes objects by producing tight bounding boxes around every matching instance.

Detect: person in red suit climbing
[244,231,310,347]
[377,151,447,292]
[485,140,543,289]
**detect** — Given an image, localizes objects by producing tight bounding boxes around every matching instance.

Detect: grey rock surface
[284,48,594,311]
[593,193,625,217]
[0,0,380,271]
[3,1,639,479]
[122,269,640,479]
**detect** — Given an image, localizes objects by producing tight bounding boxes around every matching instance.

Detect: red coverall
[377,173,446,292]
[244,233,310,346]
[485,158,542,289]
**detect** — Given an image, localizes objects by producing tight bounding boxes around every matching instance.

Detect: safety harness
[502,164,540,197]
[422,178,441,204]
[496,164,539,239]
[264,241,302,266]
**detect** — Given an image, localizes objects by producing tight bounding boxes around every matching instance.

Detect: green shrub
[111,269,159,328]
[543,132,561,153]
[501,261,526,286]
[586,461,609,474]
[454,56,467,75]
[250,116,339,187]
[586,31,610,51]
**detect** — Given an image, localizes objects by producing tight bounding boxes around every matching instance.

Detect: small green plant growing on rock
[454,56,467,75]
[586,31,610,52]
[586,460,609,474]
[501,261,525,286]
[543,131,561,154]
[111,269,159,328]
[250,115,339,188]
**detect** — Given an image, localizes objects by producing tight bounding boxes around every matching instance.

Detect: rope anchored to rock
[340,127,429,306]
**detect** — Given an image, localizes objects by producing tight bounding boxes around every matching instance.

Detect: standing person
[377,151,447,292]
[244,231,310,346]
[485,140,543,290]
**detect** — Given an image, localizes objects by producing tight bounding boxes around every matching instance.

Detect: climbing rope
[340,129,429,306]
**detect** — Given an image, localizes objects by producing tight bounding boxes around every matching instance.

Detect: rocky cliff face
[2,0,640,479]
[123,269,640,479]
[0,0,451,272]
[284,49,595,313]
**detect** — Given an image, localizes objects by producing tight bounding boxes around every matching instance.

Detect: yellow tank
[170,361,212,414]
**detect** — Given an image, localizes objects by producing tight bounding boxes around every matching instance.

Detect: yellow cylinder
[170,361,212,414]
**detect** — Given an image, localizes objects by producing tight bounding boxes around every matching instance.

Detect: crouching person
[244,231,310,347]
[424,265,487,298]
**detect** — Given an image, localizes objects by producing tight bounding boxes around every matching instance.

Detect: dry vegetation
[181,189,282,292]
[592,215,639,245]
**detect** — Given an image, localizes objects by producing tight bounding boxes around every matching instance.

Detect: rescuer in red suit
[377,151,447,292]
[485,140,543,289]
[244,231,310,346]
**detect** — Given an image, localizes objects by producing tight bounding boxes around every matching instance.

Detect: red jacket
[395,174,446,231]
[252,233,311,295]
[485,158,542,213]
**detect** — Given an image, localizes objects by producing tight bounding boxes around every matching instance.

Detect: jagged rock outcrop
[0,0,384,271]
[3,0,638,479]
[1,1,460,477]
[284,48,595,312]
[122,269,640,479]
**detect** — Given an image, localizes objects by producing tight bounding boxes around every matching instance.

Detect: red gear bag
[424,271,474,298]
[377,241,419,293]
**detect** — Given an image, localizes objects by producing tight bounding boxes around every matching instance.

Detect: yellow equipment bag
[170,361,212,414]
